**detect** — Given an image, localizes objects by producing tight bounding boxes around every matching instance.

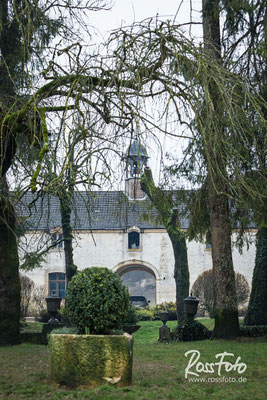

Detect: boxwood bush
[240,325,267,337]
[135,307,153,321]
[171,320,212,341]
[151,302,177,321]
[66,267,130,334]
[123,304,140,325]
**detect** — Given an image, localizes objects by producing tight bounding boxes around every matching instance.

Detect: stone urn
[45,295,61,323]
[50,333,133,387]
[122,325,141,334]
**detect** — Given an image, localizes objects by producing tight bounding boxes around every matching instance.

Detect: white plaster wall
[187,232,256,290]
[232,232,256,288]
[19,229,256,304]
[72,230,177,303]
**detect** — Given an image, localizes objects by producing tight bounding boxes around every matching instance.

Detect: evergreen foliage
[245,227,267,326]
[141,166,189,324]
[171,320,212,342]
[66,267,130,334]
[0,194,21,345]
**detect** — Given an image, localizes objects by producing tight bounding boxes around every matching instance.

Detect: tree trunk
[0,192,21,345]
[208,177,240,338]
[244,7,267,326]
[141,167,189,324]
[60,193,77,287]
[244,227,267,325]
[202,0,240,338]
[168,219,190,324]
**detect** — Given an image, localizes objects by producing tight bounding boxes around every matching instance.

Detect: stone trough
[50,333,133,387]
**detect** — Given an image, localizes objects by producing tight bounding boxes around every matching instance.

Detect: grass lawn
[0,320,266,400]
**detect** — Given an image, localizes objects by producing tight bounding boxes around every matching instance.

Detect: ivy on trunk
[0,194,21,345]
[202,0,240,338]
[141,167,189,324]
[245,227,267,326]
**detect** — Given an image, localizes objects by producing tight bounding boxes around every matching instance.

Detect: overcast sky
[91,1,202,187]
[85,1,203,188]
[91,0,202,37]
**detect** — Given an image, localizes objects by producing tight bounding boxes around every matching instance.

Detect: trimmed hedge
[171,322,267,341]
[240,325,267,337]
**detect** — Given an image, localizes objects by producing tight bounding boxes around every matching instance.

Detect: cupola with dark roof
[125,138,149,199]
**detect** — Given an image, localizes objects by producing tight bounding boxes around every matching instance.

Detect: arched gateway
[113,261,159,306]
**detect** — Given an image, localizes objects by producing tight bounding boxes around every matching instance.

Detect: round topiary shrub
[66,267,130,334]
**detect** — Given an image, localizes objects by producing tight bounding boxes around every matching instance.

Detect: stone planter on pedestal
[50,333,133,387]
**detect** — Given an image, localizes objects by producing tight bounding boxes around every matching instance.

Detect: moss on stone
[50,334,133,387]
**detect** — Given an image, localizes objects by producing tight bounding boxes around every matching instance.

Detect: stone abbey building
[19,139,256,306]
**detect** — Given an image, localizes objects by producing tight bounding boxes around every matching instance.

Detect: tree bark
[60,192,77,287]
[244,6,267,326]
[208,177,240,338]
[141,167,189,324]
[0,185,21,345]
[244,227,267,325]
[202,0,240,338]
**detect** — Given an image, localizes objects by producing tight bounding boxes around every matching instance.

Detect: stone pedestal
[159,326,170,342]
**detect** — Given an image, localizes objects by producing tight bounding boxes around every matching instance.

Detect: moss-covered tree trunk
[141,167,189,324]
[60,192,77,288]
[208,177,240,338]
[0,192,21,345]
[168,213,190,323]
[245,8,267,327]
[244,227,267,326]
[203,0,240,338]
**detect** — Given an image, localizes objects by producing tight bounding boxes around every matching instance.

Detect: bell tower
[125,138,149,199]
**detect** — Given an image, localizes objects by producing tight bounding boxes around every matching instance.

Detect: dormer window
[128,231,140,249]
[128,227,141,250]
[51,233,63,248]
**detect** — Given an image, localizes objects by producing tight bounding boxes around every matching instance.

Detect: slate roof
[16,191,189,231]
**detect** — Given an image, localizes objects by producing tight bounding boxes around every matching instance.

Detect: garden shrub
[171,320,212,341]
[135,307,153,321]
[58,306,72,326]
[123,304,140,325]
[192,270,250,318]
[32,285,46,317]
[240,325,267,337]
[20,274,35,320]
[67,267,130,334]
[151,302,177,321]
[50,326,80,335]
